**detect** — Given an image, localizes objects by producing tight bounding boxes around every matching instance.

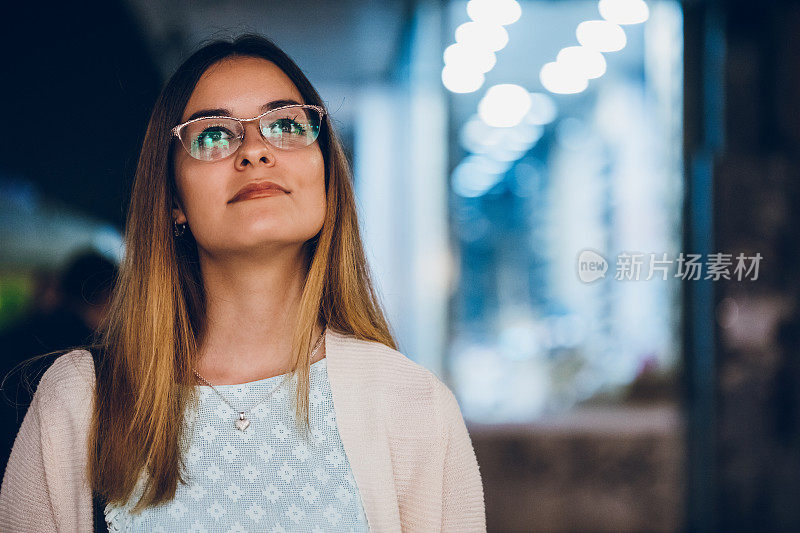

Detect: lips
[229,180,290,203]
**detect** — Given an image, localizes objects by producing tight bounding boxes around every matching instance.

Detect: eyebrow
[183,99,304,122]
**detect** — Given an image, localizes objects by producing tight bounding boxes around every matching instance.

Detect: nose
[234,121,276,169]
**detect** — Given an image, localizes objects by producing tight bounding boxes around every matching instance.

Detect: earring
[173,220,187,237]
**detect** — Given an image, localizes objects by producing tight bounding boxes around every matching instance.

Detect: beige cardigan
[0,327,486,532]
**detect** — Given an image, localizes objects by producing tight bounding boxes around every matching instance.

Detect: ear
[172,198,187,225]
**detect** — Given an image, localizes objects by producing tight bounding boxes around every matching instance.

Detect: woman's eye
[268,119,306,135]
[196,128,234,145]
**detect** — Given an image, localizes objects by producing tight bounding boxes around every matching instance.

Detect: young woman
[0,34,485,532]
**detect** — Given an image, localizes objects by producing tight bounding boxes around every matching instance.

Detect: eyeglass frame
[170,103,327,159]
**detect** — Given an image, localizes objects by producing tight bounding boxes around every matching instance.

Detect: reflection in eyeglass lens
[259,107,320,149]
[188,121,239,160]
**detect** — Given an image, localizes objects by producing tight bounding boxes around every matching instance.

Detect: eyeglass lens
[180,106,322,161]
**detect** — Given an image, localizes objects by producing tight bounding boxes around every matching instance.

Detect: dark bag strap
[87,347,109,533]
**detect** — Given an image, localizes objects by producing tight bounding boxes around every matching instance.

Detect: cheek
[309,150,326,205]
[173,154,191,203]
[290,149,326,221]
[304,147,326,190]
[174,161,227,218]
[310,151,327,219]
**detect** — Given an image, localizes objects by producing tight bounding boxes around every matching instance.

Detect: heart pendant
[235,412,250,431]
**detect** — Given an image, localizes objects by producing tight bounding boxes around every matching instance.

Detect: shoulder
[328,328,441,393]
[328,328,459,428]
[32,348,95,413]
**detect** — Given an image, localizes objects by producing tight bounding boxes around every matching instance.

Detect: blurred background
[1,0,797,531]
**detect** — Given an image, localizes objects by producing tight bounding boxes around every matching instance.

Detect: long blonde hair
[76,34,397,512]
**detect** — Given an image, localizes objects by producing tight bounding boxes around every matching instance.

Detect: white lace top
[104,357,370,532]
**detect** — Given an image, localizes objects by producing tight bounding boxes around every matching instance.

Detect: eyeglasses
[171,104,326,161]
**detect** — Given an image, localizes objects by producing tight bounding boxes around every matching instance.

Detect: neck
[192,245,323,385]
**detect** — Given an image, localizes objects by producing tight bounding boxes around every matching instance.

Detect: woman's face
[172,56,326,257]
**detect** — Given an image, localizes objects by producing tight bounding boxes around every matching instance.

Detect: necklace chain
[192,328,326,431]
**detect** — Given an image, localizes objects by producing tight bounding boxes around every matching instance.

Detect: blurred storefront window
[445,1,684,422]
